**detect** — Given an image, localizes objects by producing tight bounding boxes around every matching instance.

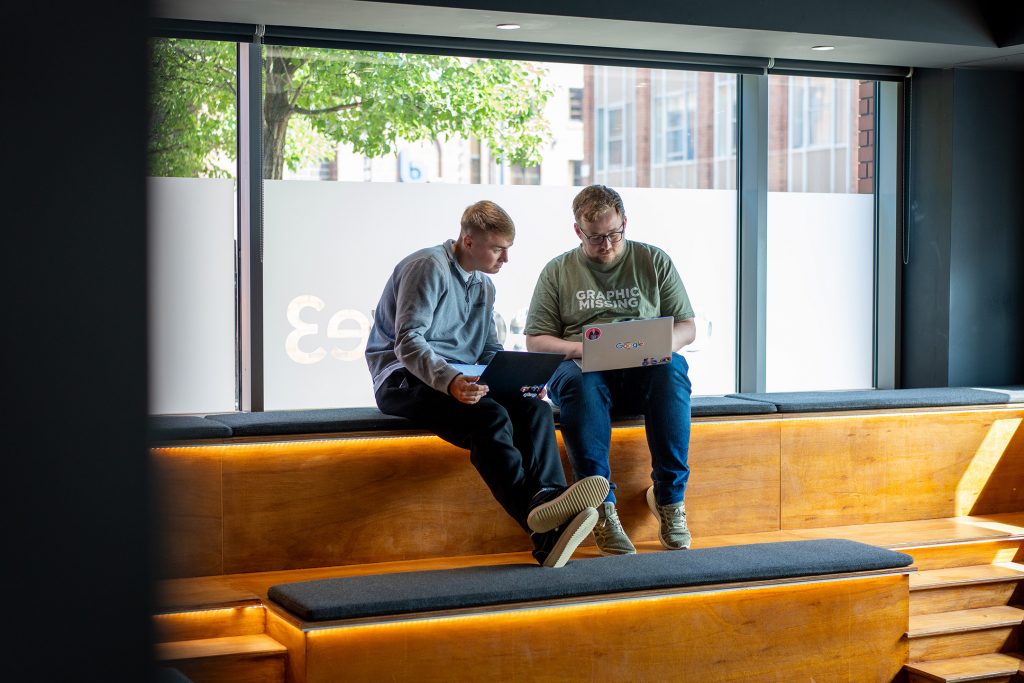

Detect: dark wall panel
[4,4,153,681]
[949,69,1024,386]
[902,67,1024,388]
[902,69,954,388]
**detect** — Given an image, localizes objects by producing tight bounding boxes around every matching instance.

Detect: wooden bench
[151,387,1024,682]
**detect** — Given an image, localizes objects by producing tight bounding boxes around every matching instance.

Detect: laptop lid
[451,350,564,397]
[579,317,674,373]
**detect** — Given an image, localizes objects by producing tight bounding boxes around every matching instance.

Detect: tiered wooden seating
[152,400,1024,682]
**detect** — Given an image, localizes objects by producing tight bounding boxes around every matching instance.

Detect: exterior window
[149,36,896,410]
[510,164,541,185]
[147,38,238,414]
[254,52,738,407]
[766,75,874,391]
[569,87,584,121]
[607,107,625,166]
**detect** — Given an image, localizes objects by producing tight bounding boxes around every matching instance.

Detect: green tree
[149,39,552,179]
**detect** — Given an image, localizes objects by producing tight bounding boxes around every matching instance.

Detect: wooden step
[904,539,1024,572]
[910,606,1024,638]
[912,563,1024,591]
[905,652,1023,682]
[908,606,1024,661]
[154,604,267,642]
[910,563,1024,616]
[156,634,287,683]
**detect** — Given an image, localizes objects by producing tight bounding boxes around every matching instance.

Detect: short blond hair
[460,200,515,238]
[572,185,626,224]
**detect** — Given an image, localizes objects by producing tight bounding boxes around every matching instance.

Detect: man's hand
[449,374,489,404]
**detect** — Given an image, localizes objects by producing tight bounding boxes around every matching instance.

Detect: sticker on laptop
[641,356,672,367]
[584,327,602,340]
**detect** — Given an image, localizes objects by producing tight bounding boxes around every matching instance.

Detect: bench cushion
[690,395,776,416]
[268,539,912,622]
[727,386,1018,413]
[201,396,774,438]
[205,407,413,436]
[149,415,233,442]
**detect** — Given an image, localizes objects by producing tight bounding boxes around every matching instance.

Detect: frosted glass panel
[148,177,236,414]
[263,182,736,409]
[766,192,873,391]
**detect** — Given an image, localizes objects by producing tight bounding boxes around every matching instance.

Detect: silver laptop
[578,317,674,372]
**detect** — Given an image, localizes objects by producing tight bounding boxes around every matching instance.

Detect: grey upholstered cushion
[149,415,233,442]
[205,407,413,436]
[690,395,776,415]
[727,386,1015,413]
[269,539,912,622]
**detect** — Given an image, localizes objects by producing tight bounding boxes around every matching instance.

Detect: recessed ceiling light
[811,45,835,51]
[496,23,521,30]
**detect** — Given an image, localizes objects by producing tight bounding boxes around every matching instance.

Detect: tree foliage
[149,39,552,179]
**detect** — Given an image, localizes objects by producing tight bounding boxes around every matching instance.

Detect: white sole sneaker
[527,475,610,533]
[543,507,599,568]
[646,485,691,550]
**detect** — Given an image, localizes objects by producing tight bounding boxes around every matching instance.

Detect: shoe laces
[658,504,687,530]
[596,506,624,534]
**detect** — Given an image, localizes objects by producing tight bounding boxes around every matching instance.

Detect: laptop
[450,350,564,397]
[578,317,674,373]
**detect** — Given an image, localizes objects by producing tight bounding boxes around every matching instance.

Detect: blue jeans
[547,353,692,506]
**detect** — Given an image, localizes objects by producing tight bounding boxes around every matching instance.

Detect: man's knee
[652,354,691,390]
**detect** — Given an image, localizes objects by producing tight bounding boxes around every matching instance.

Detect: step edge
[911,572,1024,591]
[913,565,1024,589]
[907,607,1024,637]
[905,653,1024,681]
[155,634,287,662]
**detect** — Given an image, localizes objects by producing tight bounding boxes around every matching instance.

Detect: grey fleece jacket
[365,240,502,394]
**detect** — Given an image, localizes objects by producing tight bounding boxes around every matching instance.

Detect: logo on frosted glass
[285,295,371,364]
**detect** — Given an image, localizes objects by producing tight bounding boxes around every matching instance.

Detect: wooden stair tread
[157,512,1024,613]
[159,550,538,611]
[909,606,1024,638]
[155,634,287,662]
[911,562,1024,590]
[906,653,1024,682]
[695,513,1024,552]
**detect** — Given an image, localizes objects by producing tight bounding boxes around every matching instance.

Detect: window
[782,77,858,193]
[570,160,584,186]
[258,49,737,407]
[713,74,737,189]
[766,75,874,391]
[146,30,893,413]
[652,71,697,164]
[569,87,584,121]
[510,164,541,185]
[147,38,238,414]
[592,67,637,186]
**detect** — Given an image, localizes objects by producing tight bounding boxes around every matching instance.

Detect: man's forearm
[672,319,697,352]
[526,334,583,359]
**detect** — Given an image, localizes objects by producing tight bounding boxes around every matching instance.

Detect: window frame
[147,20,905,409]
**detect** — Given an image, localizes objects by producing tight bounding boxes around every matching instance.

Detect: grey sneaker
[646,486,691,550]
[531,507,599,568]
[593,502,636,555]
[527,475,610,533]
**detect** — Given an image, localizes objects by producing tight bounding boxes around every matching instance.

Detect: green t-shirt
[525,241,694,342]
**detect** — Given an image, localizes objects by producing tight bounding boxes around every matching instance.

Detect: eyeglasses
[578,224,625,246]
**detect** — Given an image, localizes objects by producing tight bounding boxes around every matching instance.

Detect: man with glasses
[525,185,696,555]
[366,200,609,568]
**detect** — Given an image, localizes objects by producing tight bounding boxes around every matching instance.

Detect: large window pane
[766,76,874,391]
[147,38,237,414]
[260,49,738,409]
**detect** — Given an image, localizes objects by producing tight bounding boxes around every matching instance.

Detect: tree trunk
[262,55,299,180]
